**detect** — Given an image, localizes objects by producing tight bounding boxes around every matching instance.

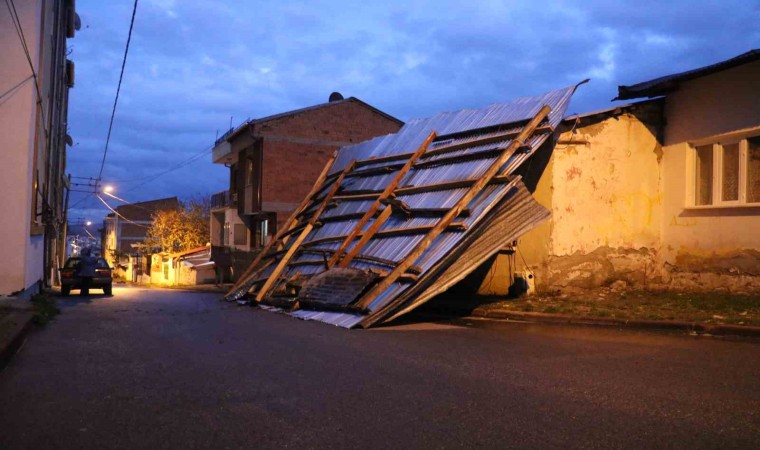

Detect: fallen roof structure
[226,84,583,328]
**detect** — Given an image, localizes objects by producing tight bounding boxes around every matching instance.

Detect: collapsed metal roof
[226,84,582,328]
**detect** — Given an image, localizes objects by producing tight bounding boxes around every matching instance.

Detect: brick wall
[257,100,402,229]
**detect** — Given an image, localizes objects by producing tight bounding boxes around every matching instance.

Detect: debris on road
[227,83,584,327]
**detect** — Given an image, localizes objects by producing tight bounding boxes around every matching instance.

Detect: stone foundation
[534,246,760,293]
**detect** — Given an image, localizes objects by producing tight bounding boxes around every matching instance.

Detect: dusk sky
[67,0,760,224]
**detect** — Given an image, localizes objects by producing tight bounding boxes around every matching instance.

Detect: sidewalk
[0,298,35,371]
[423,287,760,338]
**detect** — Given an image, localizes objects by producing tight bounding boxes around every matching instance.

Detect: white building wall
[0,0,43,296]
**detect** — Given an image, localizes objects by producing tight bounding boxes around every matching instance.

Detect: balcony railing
[211,190,235,209]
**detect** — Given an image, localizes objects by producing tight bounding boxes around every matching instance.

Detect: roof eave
[223,97,404,143]
[614,49,760,101]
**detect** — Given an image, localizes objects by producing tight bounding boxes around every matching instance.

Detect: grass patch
[479,289,760,326]
[30,291,60,325]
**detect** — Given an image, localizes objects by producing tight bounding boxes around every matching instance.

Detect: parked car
[60,257,113,296]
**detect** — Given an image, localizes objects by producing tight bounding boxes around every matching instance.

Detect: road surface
[1,286,758,449]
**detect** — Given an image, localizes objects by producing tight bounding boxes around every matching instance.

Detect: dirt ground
[479,287,760,326]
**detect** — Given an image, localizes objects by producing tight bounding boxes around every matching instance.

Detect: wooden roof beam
[353,105,552,312]
[352,124,552,168]
[226,153,337,299]
[254,160,357,303]
[329,131,437,268]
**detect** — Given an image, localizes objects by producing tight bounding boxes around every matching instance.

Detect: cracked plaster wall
[480,104,665,294]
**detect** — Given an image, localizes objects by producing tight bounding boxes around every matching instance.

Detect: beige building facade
[0,0,79,298]
[479,50,760,294]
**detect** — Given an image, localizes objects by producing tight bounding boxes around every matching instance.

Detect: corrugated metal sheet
[366,181,551,326]
[227,84,581,327]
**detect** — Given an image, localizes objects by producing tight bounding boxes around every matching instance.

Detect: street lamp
[103,185,114,193]
[86,221,92,226]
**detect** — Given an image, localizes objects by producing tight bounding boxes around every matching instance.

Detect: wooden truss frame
[227,106,553,311]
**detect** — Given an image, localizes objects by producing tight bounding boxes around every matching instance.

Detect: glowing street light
[103,185,114,193]
[86,221,92,226]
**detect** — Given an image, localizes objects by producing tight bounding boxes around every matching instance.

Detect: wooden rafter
[353,124,552,168]
[295,220,468,248]
[327,131,437,267]
[254,160,356,302]
[332,174,515,201]
[296,249,410,270]
[338,206,393,267]
[353,105,553,310]
[225,153,337,298]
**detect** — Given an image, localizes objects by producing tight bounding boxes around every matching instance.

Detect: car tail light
[61,271,73,279]
[96,269,111,275]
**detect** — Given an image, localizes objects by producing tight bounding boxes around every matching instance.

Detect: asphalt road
[1,286,758,449]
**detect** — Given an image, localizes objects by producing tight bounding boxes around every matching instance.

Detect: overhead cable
[96,0,139,181]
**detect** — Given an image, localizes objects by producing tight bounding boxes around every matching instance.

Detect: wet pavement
[1,286,758,449]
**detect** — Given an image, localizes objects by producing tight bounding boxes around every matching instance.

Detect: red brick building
[210,94,402,276]
[102,197,180,265]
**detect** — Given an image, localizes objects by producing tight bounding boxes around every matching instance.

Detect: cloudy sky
[67,0,760,223]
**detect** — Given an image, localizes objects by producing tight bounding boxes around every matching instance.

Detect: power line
[108,144,213,184]
[69,192,95,209]
[96,0,139,182]
[4,0,47,136]
[0,74,33,102]
[95,194,150,228]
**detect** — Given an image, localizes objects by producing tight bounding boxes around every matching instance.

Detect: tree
[145,198,210,253]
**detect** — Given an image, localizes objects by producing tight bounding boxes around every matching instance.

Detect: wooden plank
[354,124,552,168]
[412,143,534,169]
[299,249,400,269]
[338,206,393,267]
[254,160,356,302]
[299,220,468,248]
[328,131,437,267]
[332,174,514,201]
[345,163,405,179]
[225,153,336,297]
[287,259,331,267]
[394,175,513,196]
[319,212,374,223]
[374,221,467,238]
[401,207,471,218]
[353,105,552,310]
[254,223,314,302]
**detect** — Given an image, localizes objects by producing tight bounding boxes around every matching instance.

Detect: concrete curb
[467,307,760,338]
[0,311,35,371]
[425,303,760,338]
[147,285,229,294]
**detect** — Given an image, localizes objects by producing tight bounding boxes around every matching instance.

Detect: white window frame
[687,127,760,209]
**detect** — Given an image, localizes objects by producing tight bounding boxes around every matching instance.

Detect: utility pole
[60,174,71,269]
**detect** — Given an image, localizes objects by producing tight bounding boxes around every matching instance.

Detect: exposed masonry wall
[234,100,402,231]
[476,95,760,295]
[479,102,668,295]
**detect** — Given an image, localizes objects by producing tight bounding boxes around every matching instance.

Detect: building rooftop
[115,197,179,222]
[615,49,760,100]
[218,96,404,145]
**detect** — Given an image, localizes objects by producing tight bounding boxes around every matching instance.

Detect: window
[748,137,760,203]
[695,145,713,206]
[246,158,254,186]
[258,219,269,247]
[233,223,247,246]
[691,135,760,207]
